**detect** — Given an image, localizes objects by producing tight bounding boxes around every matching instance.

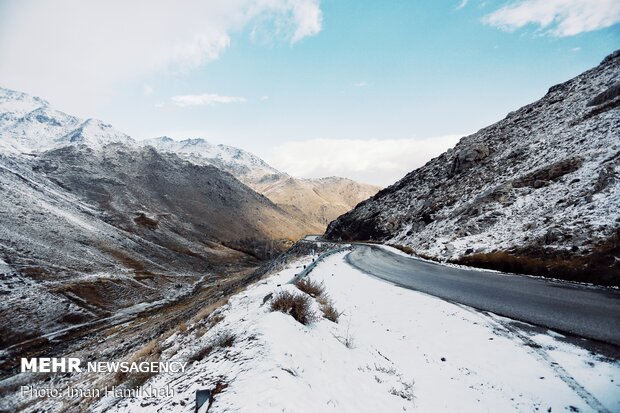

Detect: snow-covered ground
[94,250,620,413]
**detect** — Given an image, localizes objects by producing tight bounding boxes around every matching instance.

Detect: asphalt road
[346,245,620,346]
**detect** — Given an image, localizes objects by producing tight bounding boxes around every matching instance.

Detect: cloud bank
[0,0,322,115]
[268,135,462,186]
[171,94,247,107]
[484,0,620,36]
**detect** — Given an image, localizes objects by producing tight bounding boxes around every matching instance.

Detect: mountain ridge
[325,50,620,285]
[142,136,381,232]
[0,86,380,233]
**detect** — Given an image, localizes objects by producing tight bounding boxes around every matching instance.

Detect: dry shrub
[270,291,316,325]
[209,313,225,327]
[189,345,213,362]
[316,295,330,307]
[295,278,325,297]
[335,318,355,349]
[192,297,228,323]
[321,301,341,323]
[178,322,188,333]
[454,235,620,286]
[390,244,414,255]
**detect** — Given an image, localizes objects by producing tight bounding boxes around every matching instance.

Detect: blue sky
[0,0,619,185]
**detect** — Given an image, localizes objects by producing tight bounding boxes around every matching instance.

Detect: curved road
[346,245,620,346]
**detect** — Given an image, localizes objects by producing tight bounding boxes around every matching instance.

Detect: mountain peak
[0,87,132,153]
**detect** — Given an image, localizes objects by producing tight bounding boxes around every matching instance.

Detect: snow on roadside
[94,251,620,413]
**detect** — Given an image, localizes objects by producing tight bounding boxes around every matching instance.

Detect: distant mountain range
[143,136,380,232]
[0,86,377,346]
[325,50,620,285]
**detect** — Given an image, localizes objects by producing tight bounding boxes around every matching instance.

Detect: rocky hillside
[0,142,314,346]
[144,136,380,232]
[0,89,314,348]
[255,176,380,233]
[326,50,620,285]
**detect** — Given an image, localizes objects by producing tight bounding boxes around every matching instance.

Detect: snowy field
[94,249,620,413]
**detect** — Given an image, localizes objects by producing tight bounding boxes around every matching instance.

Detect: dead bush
[321,301,341,323]
[270,291,316,325]
[454,233,620,287]
[390,244,414,255]
[189,345,213,362]
[295,278,325,297]
[207,381,229,411]
[335,319,355,349]
[178,322,188,333]
[316,295,330,307]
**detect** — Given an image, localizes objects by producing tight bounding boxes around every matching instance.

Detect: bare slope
[326,50,620,285]
[144,137,380,232]
[0,143,307,347]
[255,176,381,233]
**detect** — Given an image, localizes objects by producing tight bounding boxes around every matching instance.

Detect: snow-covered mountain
[0,87,133,153]
[142,136,281,184]
[0,87,379,234]
[0,88,318,351]
[326,50,620,285]
[0,85,379,349]
[255,175,381,232]
[142,136,381,232]
[0,141,315,349]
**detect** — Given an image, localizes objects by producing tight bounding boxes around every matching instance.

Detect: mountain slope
[142,136,281,184]
[255,176,381,232]
[0,87,133,152]
[144,136,381,232]
[0,90,311,348]
[0,142,311,347]
[325,50,620,285]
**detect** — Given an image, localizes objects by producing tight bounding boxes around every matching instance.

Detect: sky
[0,0,618,186]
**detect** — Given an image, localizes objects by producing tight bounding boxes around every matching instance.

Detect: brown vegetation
[390,244,414,255]
[295,278,325,297]
[320,300,341,323]
[454,233,619,286]
[270,291,316,325]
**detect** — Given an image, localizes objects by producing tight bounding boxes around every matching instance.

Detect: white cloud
[268,135,462,186]
[456,0,469,10]
[354,81,368,87]
[483,0,620,36]
[171,93,247,107]
[290,0,323,42]
[0,0,322,116]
